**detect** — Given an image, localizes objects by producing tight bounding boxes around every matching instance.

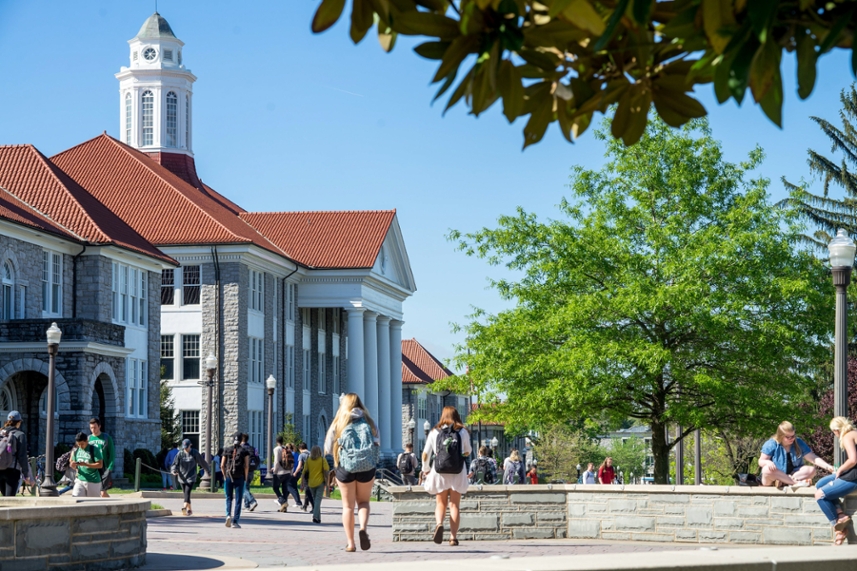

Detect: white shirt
[421,425,472,472]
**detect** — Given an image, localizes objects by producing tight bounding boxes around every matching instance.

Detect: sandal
[359,528,371,551]
[432,524,444,544]
[834,514,852,531]
[345,546,356,553]
[449,538,459,546]
[834,529,847,545]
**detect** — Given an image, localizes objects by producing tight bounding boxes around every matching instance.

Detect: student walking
[282,443,302,508]
[88,418,114,498]
[272,436,290,511]
[582,462,597,484]
[422,406,471,546]
[814,417,857,545]
[221,434,250,528]
[295,442,313,512]
[240,434,259,512]
[324,393,380,552]
[171,439,209,516]
[70,432,103,497]
[503,450,525,485]
[213,448,224,491]
[598,457,616,484]
[397,443,418,485]
[0,411,31,496]
[304,445,330,523]
[163,443,179,489]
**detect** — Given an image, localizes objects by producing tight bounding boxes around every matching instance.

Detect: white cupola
[116,13,196,156]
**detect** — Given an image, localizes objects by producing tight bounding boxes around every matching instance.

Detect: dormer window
[133,51,138,61]
[164,49,173,61]
[178,50,182,65]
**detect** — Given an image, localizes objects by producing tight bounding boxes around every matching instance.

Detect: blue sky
[0,1,853,365]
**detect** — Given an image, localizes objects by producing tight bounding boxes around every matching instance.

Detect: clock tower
[116,13,202,186]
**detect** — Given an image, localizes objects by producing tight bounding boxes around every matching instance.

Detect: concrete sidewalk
[142,496,710,570]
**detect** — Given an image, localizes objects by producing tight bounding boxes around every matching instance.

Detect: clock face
[143,48,157,61]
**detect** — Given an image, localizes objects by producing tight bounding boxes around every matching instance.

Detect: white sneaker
[791,480,810,489]
[225,516,232,528]
[232,522,242,529]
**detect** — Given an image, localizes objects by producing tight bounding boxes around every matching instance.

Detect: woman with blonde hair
[422,406,472,546]
[814,417,857,545]
[758,421,833,488]
[504,449,525,485]
[324,393,379,552]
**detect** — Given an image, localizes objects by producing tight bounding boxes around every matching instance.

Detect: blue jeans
[224,477,245,523]
[243,479,256,508]
[815,474,857,524]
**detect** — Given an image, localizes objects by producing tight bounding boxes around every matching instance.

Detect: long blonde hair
[509,449,521,462]
[830,416,856,447]
[773,421,803,459]
[330,393,377,465]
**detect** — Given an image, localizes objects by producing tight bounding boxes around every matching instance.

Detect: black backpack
[249,452,260,472]
[434,426,464,474]
[226,446,247,479]
[397,453,414,474]
[471,457,494,484]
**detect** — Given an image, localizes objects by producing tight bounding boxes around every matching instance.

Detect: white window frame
[160,335,175,381]
[182,265,201,306]
[142,90,154,146]
[250,270,264,312]
[332,355,340,395]
[286,344,295,388]
[302,348,311,390]
[166,91,178,147]
[124,93,132,144]
[42,250,62,317]
[182,334,201,381]
[2,261,14,320]
[318,352,326,395]
[249,337,264,384]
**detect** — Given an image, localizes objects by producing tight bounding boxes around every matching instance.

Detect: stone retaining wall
[0,497,149,570]
[389,484,857,545]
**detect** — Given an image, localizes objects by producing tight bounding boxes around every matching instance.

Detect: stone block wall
[389,484,857,545]
[0,497,148,570]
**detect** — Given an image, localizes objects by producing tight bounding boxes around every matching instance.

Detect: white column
[363,311,379,423]
[377,316,392,457]
[390,319,404,452]
[346,308,365,398]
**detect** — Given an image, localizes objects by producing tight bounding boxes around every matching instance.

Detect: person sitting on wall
[759,421,834,488]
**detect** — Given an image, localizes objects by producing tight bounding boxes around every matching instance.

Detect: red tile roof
[0,144,174,264]
[240,210,395,269]
[402,338,453,385]
[0,185,78,241]
[51,134,284,255]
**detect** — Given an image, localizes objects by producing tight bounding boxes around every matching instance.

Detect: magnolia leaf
[444,68,474,114]
[498,60,524,122]
[517,48,560,71]
[394,11,461,40]
[571,112,591,139]
[312,0,347,33]
[433,68,459,102]
[415,0,448,10]
[652,88,706,119]
[522,91,554,149]
[562,0,606,36]
[523,20,588,49]
[433,35,480,83]
[378,20,397,52]
[612,85,652,146]
[471,65,499,116]
[415,41,451,60]
[819,6,856,54]
[556,97,574,142]
[548,0,574,18]
[593,0,630,52]
[796,30,816,100]
[476,0,493,9]
[749,40,779,103]
[350,0,375,44]
[367,0,391,23]
[653,95,691,127]
[747,0,777,43]
[759,65,783,127]
[702,0,736,54]
[632,0,653,24]
[728,40,757,104]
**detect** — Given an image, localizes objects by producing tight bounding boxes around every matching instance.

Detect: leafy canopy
[448,118,833,482]
[311,0,857,148]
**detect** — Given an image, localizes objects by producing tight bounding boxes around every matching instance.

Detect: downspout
[211,246,222,448]
[72,244,87,318]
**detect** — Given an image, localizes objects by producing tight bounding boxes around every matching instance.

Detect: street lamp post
[265,375,276,484]
[407,418,416,446]
[576,463,582,483]
[199,353,217,492]
[423,420,431,440]
[41,322,62,497]
[490,436,499,458]
[829,229,856,466]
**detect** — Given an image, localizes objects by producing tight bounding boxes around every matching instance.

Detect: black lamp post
[265,375,276,484]
[491,436,498,458]
[199,353,217,491]
[407,418,416,446]
[41,322,61,497]
[576,463,581,483]
[829,229,856,466]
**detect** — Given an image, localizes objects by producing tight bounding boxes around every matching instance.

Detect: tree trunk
[650,419,672,484]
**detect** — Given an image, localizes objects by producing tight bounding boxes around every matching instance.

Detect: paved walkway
[142,496,712,570]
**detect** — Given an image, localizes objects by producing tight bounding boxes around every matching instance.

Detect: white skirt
[423,467,469,495]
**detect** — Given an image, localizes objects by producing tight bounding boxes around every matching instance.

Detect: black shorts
[335,467,375,484]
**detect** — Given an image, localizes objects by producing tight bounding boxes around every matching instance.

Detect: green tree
[604,437,647,481]
[160,381,182,451]
[782,85,857,249]
[531,423,601,482]
[449,118,833,484]
[311,0,857,148]
[277,413,303,447]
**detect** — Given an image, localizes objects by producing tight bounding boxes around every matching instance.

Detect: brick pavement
[144,496,714,570]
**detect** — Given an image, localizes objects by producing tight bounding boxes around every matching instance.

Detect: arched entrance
[2,370,48,457]
[92,376,106,432]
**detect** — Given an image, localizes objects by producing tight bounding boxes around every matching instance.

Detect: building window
[317,308,325,331]
[142,90,154,146]
[130,268,139,324]
[303,414,311,445]
[161,335,174,380]
[161,269,174,305]
[250,270,263,311]
[166,91,177,147]
[185,95,190,149]
[182,334,200,380]
[318,353,326,395]
[2,262,13,320]
[126,358,147,418]
[418,394,427,421]
[178,50,182,65]
[182,266,200,305]
[301,307,311,327]
[17,285,25,319]
[248,410,263,452]
[139,270,147,326]
[286,344,295,388]
[133,51,138,61]
[181,410,199,448]
[0,385,16,419]
[42,251,62,316]
[164,49,173,61]
[332,308,340,335]
[125,93,132,144]
[302,348,311,391]
[250,337,264,384]
[287,283,296,321]
[332,356,340,395]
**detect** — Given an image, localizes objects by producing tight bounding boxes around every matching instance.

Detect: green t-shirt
[88,432,114,472]
[73,445,103,483]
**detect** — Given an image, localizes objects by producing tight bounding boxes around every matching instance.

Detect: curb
[146,509,172,518]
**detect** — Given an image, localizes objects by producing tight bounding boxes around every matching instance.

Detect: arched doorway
[92,376,106,433]
[2,370,48,457]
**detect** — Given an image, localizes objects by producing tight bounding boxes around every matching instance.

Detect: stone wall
[0,497,149,570]
[389,484,857,545]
